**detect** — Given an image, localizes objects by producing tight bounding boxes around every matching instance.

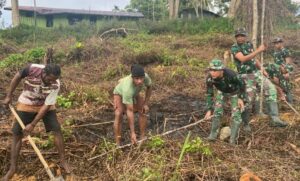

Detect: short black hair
[44,64,61,77]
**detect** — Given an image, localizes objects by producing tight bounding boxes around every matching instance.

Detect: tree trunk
[228,0,241,18]
[252,0,258,49]
[195,6,199,18]
[200,1,203,19]
[174,0,180,19]
[169,0,174,19]
[11,0,20,27]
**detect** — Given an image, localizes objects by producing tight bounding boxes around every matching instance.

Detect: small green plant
[184,137,212,156]
[0,47,45,69]
[57,91,76,108]
[32,134,54,149]
[102,64,126,80]
[139,167,162,180]
[146,135,165,149]
[98,138,119,161]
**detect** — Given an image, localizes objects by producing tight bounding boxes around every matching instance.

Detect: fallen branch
[88,116,211,161]
[69,121,114,128]
[99,28,138,41]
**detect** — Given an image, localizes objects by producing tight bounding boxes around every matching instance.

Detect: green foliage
[0,47,45,69]
[139,167,162,180]
[146,135,165,149]
[32,135,54,149]
[184,137,212,156]
[102,64,126,80]
[82,87,109,104]
[57,91,76,109]
[98,138,119,161]
[67,41,85,62]
[188,58,209,68]
[171,67,188,79]
[145,18,233,34]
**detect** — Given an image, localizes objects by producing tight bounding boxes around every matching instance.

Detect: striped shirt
[18,64,60,106]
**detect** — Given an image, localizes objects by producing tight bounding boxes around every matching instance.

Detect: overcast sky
[0,0,131,28]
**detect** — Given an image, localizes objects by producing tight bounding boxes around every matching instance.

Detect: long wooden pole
[88,116,212,161]
[259,0,266,114]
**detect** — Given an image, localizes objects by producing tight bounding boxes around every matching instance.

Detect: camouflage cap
[209,59,224,70]
[235,27,247,37]
[272,37,283,43]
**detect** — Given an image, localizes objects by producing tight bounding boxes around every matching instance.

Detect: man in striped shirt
[2,64,70,181]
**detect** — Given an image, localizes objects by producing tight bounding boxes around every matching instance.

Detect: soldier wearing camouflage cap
[272,37,294,103]
[231,28,288,128]
[204,59,247,145]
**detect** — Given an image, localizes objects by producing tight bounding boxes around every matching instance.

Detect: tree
[232,0,299,44]
[186,0,212,19]
[168,0,180,19]
[11,0,20,27]
[0,0,6,17]
[252,0,258,49]
[126,0,168,21]
[228,0,241,18]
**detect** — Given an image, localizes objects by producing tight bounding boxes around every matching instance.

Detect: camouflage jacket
[273,48,293,73]
[231,42,257,74]
[205,68,247,111]
[264,63,280,79]
[264,63,292,92]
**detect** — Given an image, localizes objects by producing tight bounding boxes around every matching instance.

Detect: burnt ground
[0,31,300,181]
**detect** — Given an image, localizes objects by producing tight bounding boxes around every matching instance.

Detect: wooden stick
[88,116,211,161]
[259,0,266,114]
[9,105,62,181]
[284,100,300,116]
[69,121,114,128]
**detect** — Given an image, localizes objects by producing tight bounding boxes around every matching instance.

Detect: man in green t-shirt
[113,64,152,145]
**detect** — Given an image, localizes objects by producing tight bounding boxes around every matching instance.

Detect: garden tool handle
[284,101,300,116]
[9,104,56,180]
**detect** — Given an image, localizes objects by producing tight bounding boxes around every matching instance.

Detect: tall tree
[168,0,180,19]
[193,0,212,18]
[252,0,258,49]
[11,0,20,27]
[228,0,241,18]
[126,0,168,20]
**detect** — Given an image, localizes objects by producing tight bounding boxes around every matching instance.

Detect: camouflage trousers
[240,71,277,111]
[213,91,242,125]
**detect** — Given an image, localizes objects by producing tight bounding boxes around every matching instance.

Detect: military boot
[241,110,251,132]
[229,121,240,145]
[207,117,220,141]
[267,102,288,127]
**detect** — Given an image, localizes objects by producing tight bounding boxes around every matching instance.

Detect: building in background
[4,6,143,28]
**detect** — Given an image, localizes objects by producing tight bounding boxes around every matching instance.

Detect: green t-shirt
[113,73,152,104]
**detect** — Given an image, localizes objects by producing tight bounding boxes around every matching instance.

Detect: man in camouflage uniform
[204,59,247,145]
[263,63,288,101]
[272,37,293,103]
[231,28,287,128]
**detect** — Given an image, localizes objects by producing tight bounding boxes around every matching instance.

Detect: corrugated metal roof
[4,6,144,18]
